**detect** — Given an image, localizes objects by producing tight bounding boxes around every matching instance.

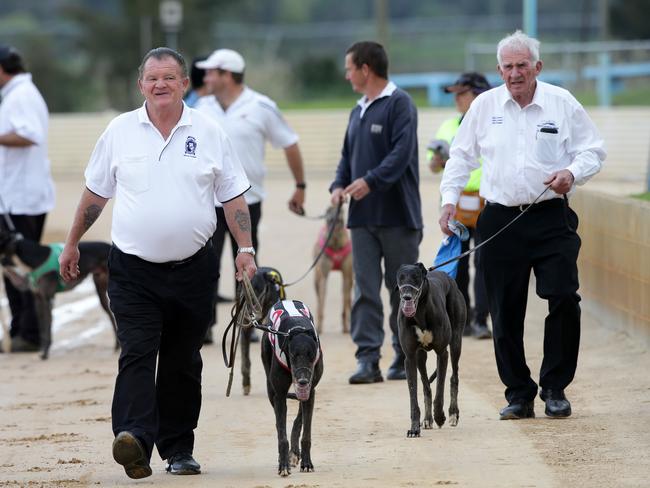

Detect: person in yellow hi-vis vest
[427,72,492,339]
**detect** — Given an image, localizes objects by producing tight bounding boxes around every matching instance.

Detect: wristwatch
[237,247,256,256]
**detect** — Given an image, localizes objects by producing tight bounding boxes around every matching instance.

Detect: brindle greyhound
[0,228,117,359]
[261,299,323,477]
[239,266,286,395]
[396,263,466,437]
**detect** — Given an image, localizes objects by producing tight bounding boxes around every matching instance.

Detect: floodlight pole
[523,0,537,38]
[160,0,183,51]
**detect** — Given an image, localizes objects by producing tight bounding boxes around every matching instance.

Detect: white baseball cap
[196,49,245,73]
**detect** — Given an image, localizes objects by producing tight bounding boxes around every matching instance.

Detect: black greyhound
[0,229,117,359]
[396,263,466,437]
[239,266,286,395]
[261,299,323,477]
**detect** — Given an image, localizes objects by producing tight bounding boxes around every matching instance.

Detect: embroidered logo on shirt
[491,116,503,124]
[370,124,383,134]
[184,136,197,158]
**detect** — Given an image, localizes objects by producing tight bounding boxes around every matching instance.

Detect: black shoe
[386,355,406,380]
[499,400,535,420]
[471,322,492,340]
[349,361,383,384]
[9,336,40,353]
[216,294,233,304]
[540,389,572,418]
[166,452,201,475]
[112,431,152,479]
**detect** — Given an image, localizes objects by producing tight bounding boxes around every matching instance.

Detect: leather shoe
[471,322,492,340]
[9,336,40,353]
[166,452,201,475]
[499,400,535,420]
[540,388,572,418]
[349,361,383,384]
[112,431,152,479]
[386,355,406,380]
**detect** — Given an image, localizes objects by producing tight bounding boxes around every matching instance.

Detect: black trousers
[1,213,46,344]
[456,226,489,326]
[107,243,218,460]
[209,202,261,325]
[477,199,581,403]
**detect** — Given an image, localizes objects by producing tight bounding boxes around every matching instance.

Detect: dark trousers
[107,243,218,460]
[209,202,261,325]
[1,213,46,344]
[350,226,422,363]
[456,226,489,326]
[478,200,581,403]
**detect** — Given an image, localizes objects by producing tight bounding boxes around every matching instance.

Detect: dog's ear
[418,262,428,277]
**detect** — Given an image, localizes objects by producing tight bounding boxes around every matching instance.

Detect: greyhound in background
[396,263,466,437]
[0,228,117,359]
[313,205,352,334]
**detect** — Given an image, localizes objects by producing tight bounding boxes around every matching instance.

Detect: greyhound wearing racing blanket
[396,263,466,437]
[261,299,323,477]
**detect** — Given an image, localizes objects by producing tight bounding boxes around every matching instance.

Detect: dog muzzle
[400,299,417,317]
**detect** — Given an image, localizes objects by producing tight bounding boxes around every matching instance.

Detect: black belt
[486,198,565,213]
[115,239,213,269]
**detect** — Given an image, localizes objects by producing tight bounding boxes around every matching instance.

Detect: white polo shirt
[195,87,299,205]
[0,73,55,215]
[85,103,250,263]
[440,81,606,207]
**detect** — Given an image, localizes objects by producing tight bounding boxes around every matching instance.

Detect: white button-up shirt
[85,103,250,263]
[0,73,55,215]
[195,87,298,205]
[440,81,606,207]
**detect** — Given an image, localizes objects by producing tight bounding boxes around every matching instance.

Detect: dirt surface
[1,175,649,488]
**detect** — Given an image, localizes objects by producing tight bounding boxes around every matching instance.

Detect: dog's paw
[449,413,459,427]
[407,428,421,438]
[278,464,291,477]
[423,417,434,429]
[300,460,314,472]
[434,412,446,428]
[289,451,300,467]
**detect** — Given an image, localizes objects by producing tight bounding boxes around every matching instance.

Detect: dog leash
[283,201,343,288]
[430,185,553,272]
[0,193,18,233]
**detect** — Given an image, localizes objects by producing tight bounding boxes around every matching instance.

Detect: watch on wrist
[295,182,306,190]
[237,246,256,256]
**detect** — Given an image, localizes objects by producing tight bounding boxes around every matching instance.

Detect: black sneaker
[112,431,152,479]
[166,452,201,475]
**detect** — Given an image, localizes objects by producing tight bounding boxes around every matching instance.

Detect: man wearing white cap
[196,49,306,332]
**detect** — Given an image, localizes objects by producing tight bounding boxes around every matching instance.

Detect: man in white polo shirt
[0,45,55,352]
[195,49,305,328]
[59,47,256,480]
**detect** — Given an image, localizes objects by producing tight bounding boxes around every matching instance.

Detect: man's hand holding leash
[438,203,457,237]
[544,169,575,195]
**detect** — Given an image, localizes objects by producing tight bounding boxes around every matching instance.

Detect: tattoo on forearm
[234,209,251,233]
[83,204,102,230]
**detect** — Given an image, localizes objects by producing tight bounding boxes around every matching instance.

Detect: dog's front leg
[289,403,302,467]
[299,391,316,472]
[405,355,421,437]
[35,294,52,360]
[274,395,291,476]
[416,349,433,429]
[433,349,448,428]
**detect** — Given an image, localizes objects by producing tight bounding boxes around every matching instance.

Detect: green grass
[631,192,650,201]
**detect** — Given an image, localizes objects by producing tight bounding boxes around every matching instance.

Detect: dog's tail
[428,370,437,384]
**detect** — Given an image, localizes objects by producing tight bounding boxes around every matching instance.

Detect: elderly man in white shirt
[439,30,606,421]
[0,45,55,352]
[59,47,256,480]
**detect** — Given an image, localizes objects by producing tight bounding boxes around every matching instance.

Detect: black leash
[430,185,554,272]
[283,201,343,288]
[0,193,17,233]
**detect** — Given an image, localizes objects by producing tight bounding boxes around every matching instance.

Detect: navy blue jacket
[330,88,423,230]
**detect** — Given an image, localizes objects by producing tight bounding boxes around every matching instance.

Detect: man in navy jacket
[330,41,423,383]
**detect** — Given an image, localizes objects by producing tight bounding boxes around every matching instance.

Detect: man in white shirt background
[0,45,55,352]
[195,49,306,336]
[439,30,606,421]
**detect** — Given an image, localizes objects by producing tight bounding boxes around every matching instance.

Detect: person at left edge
[58,47,256,479]
[0,45,55,353]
